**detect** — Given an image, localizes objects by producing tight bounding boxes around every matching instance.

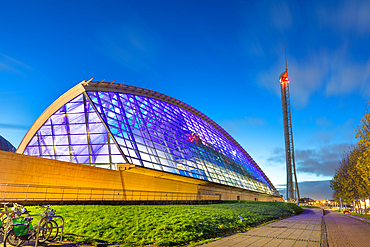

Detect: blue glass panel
[27,146,40,156]
[54,145,69,155]
[87,112,101,123]
[24,92,126,166]
[70,135,88,145]
[71,145,89,155]
[91,144,109,155]
[90,134,108,144]
[40,146,54,156]
[75,156,90,163]
[39,125,52,136]
[68,113,86,124]
[70,94,83,103]
[39,135,53,146]
[54,135,68,145]
[69,124,87,135]
[54,105,66,115]
[51,115,66,125]
[28,136,38,147]
[56,156,70,162]
[54,125,67,135]
[66,102,84,114]
[88,123,106,133]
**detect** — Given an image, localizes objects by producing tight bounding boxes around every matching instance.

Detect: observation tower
[279,45,300,202]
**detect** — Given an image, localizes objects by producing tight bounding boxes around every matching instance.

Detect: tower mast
[279,44,300,202]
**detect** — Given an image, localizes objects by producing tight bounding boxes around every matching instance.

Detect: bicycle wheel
[37,221,52,244]
[0,227,4,243]
[4,231,25,247]
[46,220,59,241]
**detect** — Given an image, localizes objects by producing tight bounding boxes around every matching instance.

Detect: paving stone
[308,230,321,242]
[306,242,320,247]
[297,229,312,241]
[324,210,370,247]
[292,240,308,247]
[249,237,272,247]
[278,239,296,247]
[263,238,284,246]
[201,208,323,247]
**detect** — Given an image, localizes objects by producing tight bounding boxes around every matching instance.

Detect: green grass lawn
[349,212,370,220]
[27,201,302,247]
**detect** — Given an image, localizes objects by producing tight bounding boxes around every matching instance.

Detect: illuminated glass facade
[21,86,278,196]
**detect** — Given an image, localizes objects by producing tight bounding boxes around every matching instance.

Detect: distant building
[0,135,15,152]
[300,197,314,204]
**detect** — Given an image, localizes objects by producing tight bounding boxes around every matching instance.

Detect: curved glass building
[17,80,279,196]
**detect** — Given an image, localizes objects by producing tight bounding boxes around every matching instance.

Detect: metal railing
[0,183,220,202]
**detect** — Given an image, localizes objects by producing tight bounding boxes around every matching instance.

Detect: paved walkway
[324,210,370,247]
[200,208,323,247]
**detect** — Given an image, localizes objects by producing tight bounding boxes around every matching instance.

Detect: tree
[331,102,370,214]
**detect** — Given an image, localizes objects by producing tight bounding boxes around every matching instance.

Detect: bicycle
[3,207,51,247]
[1,202,12,240]
[36,205,59,242]
[1,202,20,244]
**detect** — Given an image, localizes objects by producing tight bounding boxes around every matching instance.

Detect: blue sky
[1,0,369,199]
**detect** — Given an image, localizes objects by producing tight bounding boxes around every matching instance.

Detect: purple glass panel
[23,93,125,166]
[69,124,87,135]
[40,146,54,156]
[66,102,84,114]
[54,135,68,146]
[54,145,69,155]
[71,145,89,155]
[56,156,71,162]
[88,123,106,133]
[39,135,53,146]
[27,146,40,156]
[90,134,108,144]
[68,113,86,124]
[74,156,90,164]
[70,135,88,145]
[39,125,52,136]
[54,125,68,135]
[50,114,66,125]
[91,144,109,155]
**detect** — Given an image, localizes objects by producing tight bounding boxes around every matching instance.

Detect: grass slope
[28,201,302,246]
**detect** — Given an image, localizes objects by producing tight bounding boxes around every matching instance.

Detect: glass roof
[23,91,278,196]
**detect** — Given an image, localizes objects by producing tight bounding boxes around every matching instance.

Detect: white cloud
[0,53,33,75]
[268,143,352,177]
[258,53,325,109]
[317,0,370,36]
[325,57,370,97]
[258,46,370,108]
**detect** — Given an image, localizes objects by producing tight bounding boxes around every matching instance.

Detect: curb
[346,214,370,224]
[321,209,328,247]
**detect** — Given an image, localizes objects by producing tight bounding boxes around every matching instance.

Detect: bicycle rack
[1,209,64,247]
[0,210,22,244]
[34,214,64,247]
